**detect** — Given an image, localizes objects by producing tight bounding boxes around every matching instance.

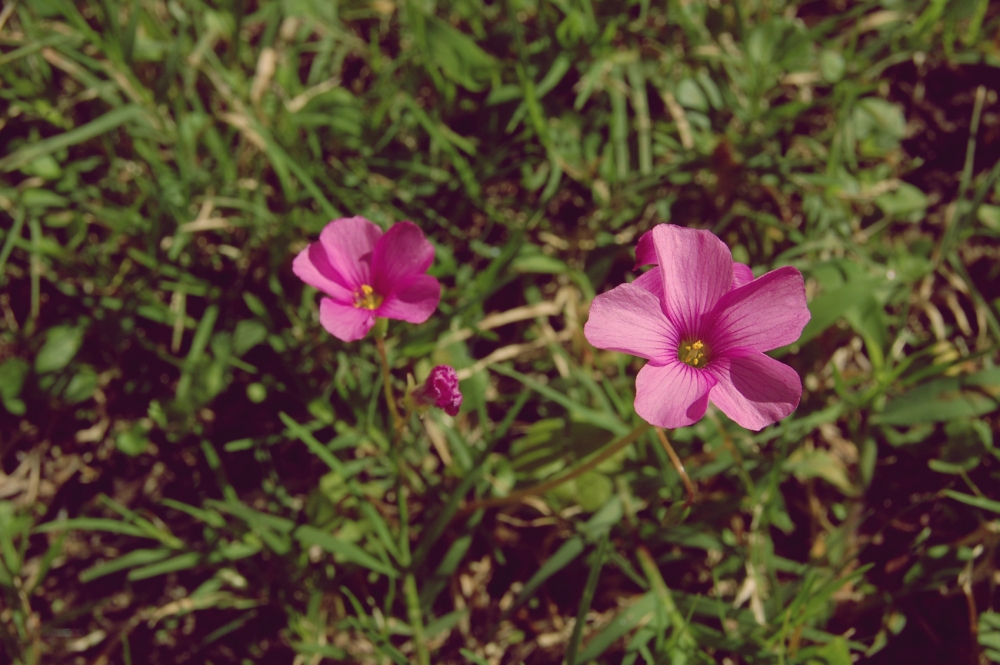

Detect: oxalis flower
[584,224,810,431]
[293,217,441,342]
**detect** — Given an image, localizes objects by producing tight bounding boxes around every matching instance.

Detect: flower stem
[374,333,404,436]
[403,571,430,665]
[655,427,696,507]
[464,421,652,513]
[393,448,430,665]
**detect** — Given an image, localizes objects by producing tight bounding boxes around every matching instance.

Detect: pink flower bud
[413,365,462,416]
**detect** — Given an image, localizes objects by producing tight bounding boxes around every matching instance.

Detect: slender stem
[374,334,404,436]
[403,572,430,665]
[464,421,652,513]
[397,476,429,665]
[655,427,696,507]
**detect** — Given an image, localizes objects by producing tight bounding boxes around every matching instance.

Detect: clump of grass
[1,1,999,664]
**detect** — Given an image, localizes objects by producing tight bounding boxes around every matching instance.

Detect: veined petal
[709,266,810,352]
[584,281,679,361]
[292,242,355,302]
[636,249,754,300]
[319,217,382,289]
[731,263,754,289]
[707,348,802,430]
[319,298,376,342]
[652,225,733,333]
[634,229,656,269]
[372,221,435,296]
[376,274,441,324]
[634,361,716,428]
[632,268,663,301]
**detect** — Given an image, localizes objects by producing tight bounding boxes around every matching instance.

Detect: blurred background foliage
[1,0,1000,663]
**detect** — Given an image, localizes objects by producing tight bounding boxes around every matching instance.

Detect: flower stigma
[353,284,383,310]
[678,339,709,368]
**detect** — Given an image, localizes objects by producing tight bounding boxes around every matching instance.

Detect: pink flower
[412,365,463,416]
[584,224,810,431]
[293,217,441,342]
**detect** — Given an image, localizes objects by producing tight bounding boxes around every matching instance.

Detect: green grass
[1,0,1000,663]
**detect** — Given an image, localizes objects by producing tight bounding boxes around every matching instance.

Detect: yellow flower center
[353,284,383,310]
[678,339,709,368]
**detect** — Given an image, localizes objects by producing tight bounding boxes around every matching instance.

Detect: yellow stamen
[353,284,383,310]
[678,339,709,368]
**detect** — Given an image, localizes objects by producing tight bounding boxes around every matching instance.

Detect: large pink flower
[293,217,441,342]
[584,224,810,431]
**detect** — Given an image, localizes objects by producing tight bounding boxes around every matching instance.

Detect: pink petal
[631,268,663,301]
[371,221,436,297]
[584,280,679,362]
[634,361,716,428]
[731,263,754,289]
[634,230,656,269]
[709,266,810,352]
[637,229,754,292]
[651,225,733,333]
[319,217,383,289]
[319,298,376,342]
[707,348,802,430]
[292,242,354,302]
[376,274,441,324]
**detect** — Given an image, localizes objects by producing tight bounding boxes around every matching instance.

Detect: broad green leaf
[35,325,83,373]
[116,423,150,456]
[875,183,929,220]
[574,471,613,512]
[874,369,1000,426]
[797,277,884,348]
[819,50,845,82]
[852,98,906,156]
[63,364,98,403]
[0,358,29,415]
[233,319,267,356]
[784,447,857,495]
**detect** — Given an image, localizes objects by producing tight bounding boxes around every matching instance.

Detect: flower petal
[731,262,754,289]
[634,361,716,428]
[634,229,656,269]
[319,217,383,289]
[584,280,679,361]
[651,225,733,333]
[709,266,810,352]
[636,244,754,296]
[376,274,441,324]
[319,298,376,342]
[632,268,663,300]
[372,221,435,297]
[293,241,354,302]
[707,348,802,430]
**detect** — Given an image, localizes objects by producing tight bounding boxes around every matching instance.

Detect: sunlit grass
[1,1,999,663]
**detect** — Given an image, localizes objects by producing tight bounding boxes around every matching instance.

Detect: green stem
[393,437,428,665]
[374,333,404,437]
[403,572,430,665]
[465,421,652,513]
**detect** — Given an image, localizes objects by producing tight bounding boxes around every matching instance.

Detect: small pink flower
[585,224,810,431]
[412,365,462,416]
[293,217,441,342]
